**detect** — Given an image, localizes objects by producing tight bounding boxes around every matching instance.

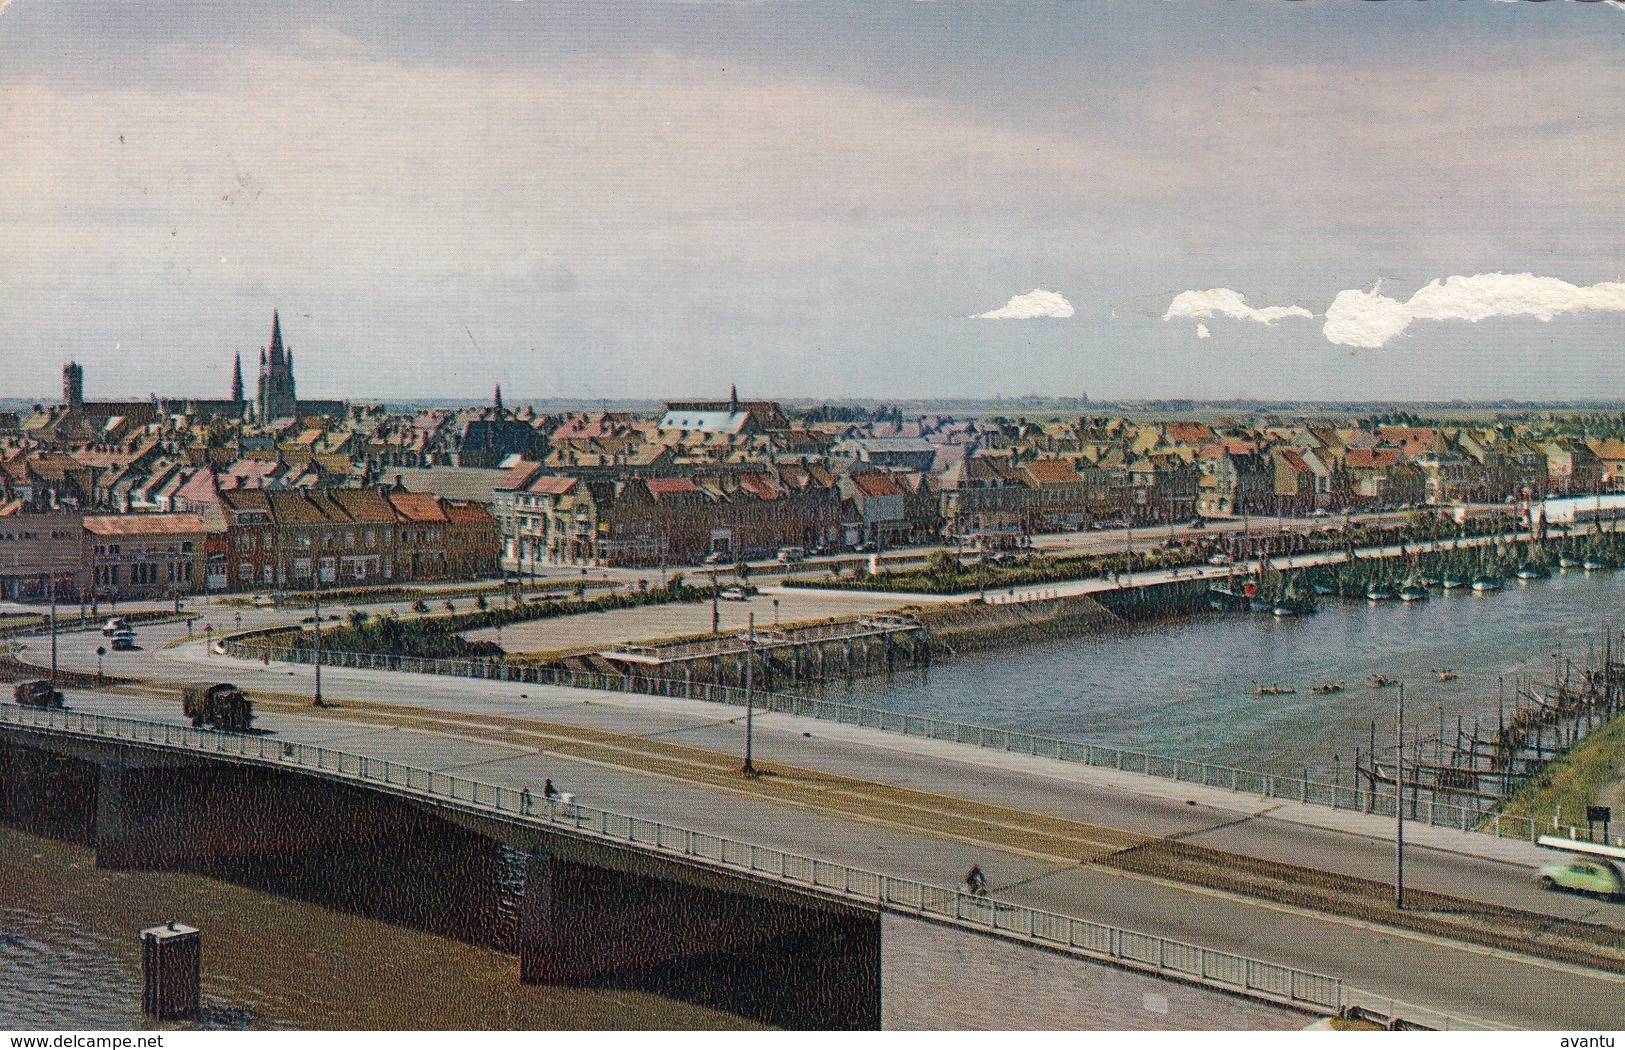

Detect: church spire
[230,353,244,402]
[729,384,739,413]
[493,383,504,413]
[269,310,284,363]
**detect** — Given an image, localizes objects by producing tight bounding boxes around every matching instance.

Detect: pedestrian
[520,786,533,815]
[544,778,556,800]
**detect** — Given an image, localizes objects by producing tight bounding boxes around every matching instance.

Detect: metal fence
[0,700,1350,1018]
[224,638,1600,846]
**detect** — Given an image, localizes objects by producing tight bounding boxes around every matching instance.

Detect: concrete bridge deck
[11,609,1625,1028]
[8,676,1624,1030]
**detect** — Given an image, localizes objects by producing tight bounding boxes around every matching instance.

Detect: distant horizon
[10,391,1625,418]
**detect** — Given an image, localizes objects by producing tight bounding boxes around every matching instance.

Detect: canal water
[837,568,1625,779]
[0,827,759,1031]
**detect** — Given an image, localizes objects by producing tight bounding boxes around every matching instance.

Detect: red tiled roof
[84,513,207,537]
[388,492,448,522]
[525,475,578,496]
[647,478,702,497]
[850,473,903,498]
[1345,448,1402,470]
[1022,459,1081,484]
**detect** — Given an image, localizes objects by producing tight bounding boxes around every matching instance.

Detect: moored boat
[1367,674,1397,688]
[1399,584,1428,601]
[1313,681,1345,694]
[1471,574,1503,592]
[1441,575,1469,590]
[1515,565,1550,580]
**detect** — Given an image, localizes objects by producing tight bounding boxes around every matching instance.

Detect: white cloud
[1196,323,1211,340]
[1323,273,1625,349]
[974,288,1074,320]
[1162,288,1313,325]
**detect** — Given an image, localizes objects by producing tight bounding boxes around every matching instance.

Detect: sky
[1,1,1622,403]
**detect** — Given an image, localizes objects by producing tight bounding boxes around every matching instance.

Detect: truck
[12,680,65,709]
[181,682,253,733]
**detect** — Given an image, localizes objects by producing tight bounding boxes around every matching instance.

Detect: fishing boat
[1559,555,1582,569]
[1441,575,1469,590]
[1584,557,1613,572]
[1418,575,1441,589]
[1515,565,1550,580]
[1253,683,1296,696]
[1399,576,1428,601]
[1312,682,1345,694]
[1435,669,1459,681]
[1367,674,1398,689]
[1470,574,1503,592]
[1366,583,1397,601]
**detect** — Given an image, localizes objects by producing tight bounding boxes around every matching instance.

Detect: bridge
[7,602,1625,1029]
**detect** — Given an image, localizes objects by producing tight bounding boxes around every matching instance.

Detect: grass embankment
[1493,712,1625,831]
[267,580,712,660]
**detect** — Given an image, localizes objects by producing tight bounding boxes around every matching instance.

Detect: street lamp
[1395,682,1406,910]
[312,563,325,708]
[742,612,756,776]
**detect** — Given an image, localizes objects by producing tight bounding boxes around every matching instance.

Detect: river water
[836,568,1625,779]
[0,828,758,1030]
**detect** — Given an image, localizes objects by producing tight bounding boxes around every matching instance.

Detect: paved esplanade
[21,611,1625,1029]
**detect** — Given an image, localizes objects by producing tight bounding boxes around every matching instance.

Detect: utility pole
[48,575,58,684]
[742,612,756,776]
[1395,682,1405,910]
[312,563,324,708]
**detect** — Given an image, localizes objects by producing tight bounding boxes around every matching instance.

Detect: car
[1207,553,1231,566]
[776,547,805,564]
[101,618,129,636]
[1538,856,1624,900]
[110,635,138,651]
[718,587,748,601]
[12,680,65,709]
[703,551,727,565]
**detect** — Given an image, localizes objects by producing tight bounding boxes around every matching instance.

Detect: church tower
[256,310,298,420]
[230,353,244,403]
[62,362,84,411]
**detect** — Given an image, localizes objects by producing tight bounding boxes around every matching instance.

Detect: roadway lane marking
[1091,863,1625,986]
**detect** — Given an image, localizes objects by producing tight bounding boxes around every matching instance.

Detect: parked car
[110,634,138,651]
[776,547,806,564]
[1207,553,1232,566]
[718,587,749,601]
[101,618,129,636]
[1538,856,1624,900]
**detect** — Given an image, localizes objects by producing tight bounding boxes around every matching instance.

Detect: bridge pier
[517,848,880,1028]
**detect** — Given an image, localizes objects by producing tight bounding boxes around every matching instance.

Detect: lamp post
[48,575,58,685]
[312,563,325,708]
[742,612,756,776]
[1395,682,1405,910]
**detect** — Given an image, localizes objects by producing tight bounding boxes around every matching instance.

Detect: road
[12,611,1625,1028]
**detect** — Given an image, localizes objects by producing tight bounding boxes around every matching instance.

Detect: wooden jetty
[597,613,929,690]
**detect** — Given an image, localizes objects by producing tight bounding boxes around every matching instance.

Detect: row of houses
[0,488,498,603]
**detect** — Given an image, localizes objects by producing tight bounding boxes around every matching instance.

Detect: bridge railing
[0,700,1350,1019]
[222,638,1595,846]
